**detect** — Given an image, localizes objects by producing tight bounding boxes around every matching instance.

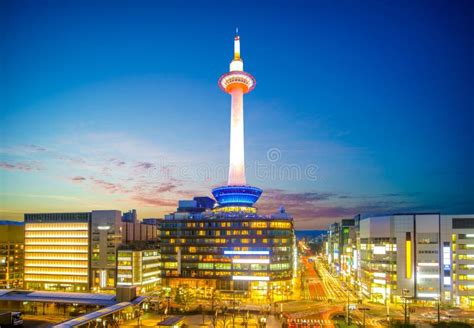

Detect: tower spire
[230,31,243,71]
[234,33,240,61]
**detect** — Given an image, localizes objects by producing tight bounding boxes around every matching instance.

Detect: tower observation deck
[212,33,262,209]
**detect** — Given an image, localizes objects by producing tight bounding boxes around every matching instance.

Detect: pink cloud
[0,161,41,172]
[71,176,86,183]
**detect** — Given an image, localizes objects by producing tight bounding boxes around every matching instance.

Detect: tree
[174,286,196,312]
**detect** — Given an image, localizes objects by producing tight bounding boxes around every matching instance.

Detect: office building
[326,213,474,308]
[24,212,91,292]
[0,221,24,289]
[90,210,123,291]
[24,210,159,292]
[161,206,295,301]
[116,243,161,294]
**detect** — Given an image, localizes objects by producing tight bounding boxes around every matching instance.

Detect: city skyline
[1,1,473,229]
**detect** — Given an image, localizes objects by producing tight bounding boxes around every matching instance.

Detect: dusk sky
[1,0,472,229]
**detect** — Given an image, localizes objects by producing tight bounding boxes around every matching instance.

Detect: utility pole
[346,287,351,325]
[436,296,440,324]
[402,288,410,325]
[358,307,370,328]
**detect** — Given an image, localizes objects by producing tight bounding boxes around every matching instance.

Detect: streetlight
[346,287,352,325]
[435,296,441,324]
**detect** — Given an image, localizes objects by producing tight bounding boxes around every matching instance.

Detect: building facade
[117,244,161,294]
[24,212,91,292]
[90,210,123,291]
[0,221,24,289]
[161,206,296,302]
[24,210,160,292]
[326,213,474,308]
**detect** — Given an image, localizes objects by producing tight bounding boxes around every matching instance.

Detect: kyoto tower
[212,32,263,210]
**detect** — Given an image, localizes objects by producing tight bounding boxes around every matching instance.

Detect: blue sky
[1,0,472,229]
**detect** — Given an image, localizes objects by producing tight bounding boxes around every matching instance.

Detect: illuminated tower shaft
[213,33,261,209]
[229,87,245,185]
[219,35,256,186]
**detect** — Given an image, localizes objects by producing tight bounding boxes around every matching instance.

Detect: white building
[333,213,474,308]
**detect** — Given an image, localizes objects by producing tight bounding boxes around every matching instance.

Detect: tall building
[90,210,123,291]
[326,213,474,308]
[160,34,296,302]
[326,219,357,284]
[0,221,24,289]
[24,210,159,292]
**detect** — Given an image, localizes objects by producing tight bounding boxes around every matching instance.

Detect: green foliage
[174,286,196,311]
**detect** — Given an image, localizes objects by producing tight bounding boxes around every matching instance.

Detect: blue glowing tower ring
[212,185,263,207]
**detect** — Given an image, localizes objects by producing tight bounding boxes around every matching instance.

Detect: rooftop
[0,290,117,307]
[158,316,185,326]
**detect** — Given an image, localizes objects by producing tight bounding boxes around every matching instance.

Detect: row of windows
[163,262,292,272]
[164,229,292,237]
[164,238,290,245]
[25,223,89,231]
[25,238,88,246]
[162,221,292,230]
[25,213,90,222]
[25,260,88,268]
[161,246,291,255]
[163,269,293,280]
[24,274,88,283]
[25,245,89,253]
[25,253,88,260]
[25,231,89,238]
[25,267,88,275]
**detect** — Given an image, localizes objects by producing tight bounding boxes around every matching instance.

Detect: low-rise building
[117,243,161,294]
[0,221,24,289]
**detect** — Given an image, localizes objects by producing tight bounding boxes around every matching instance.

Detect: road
[290,254,386,328]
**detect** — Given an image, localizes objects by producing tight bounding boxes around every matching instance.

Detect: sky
[0,0,473,229]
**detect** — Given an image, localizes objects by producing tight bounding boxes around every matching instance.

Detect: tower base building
[160,204,296,303]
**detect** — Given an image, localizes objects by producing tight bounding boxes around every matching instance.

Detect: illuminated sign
[352,250,358,269]
[406,232,412,279]
[232,259,270,264]
[443,242,451,287]
[373,246,386,255]
[232,275,270,281]
[97,226,110,230]
[224,250,269,255]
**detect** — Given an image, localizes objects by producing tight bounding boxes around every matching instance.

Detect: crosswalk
[289,318,365,326]
[311,296,327,301]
